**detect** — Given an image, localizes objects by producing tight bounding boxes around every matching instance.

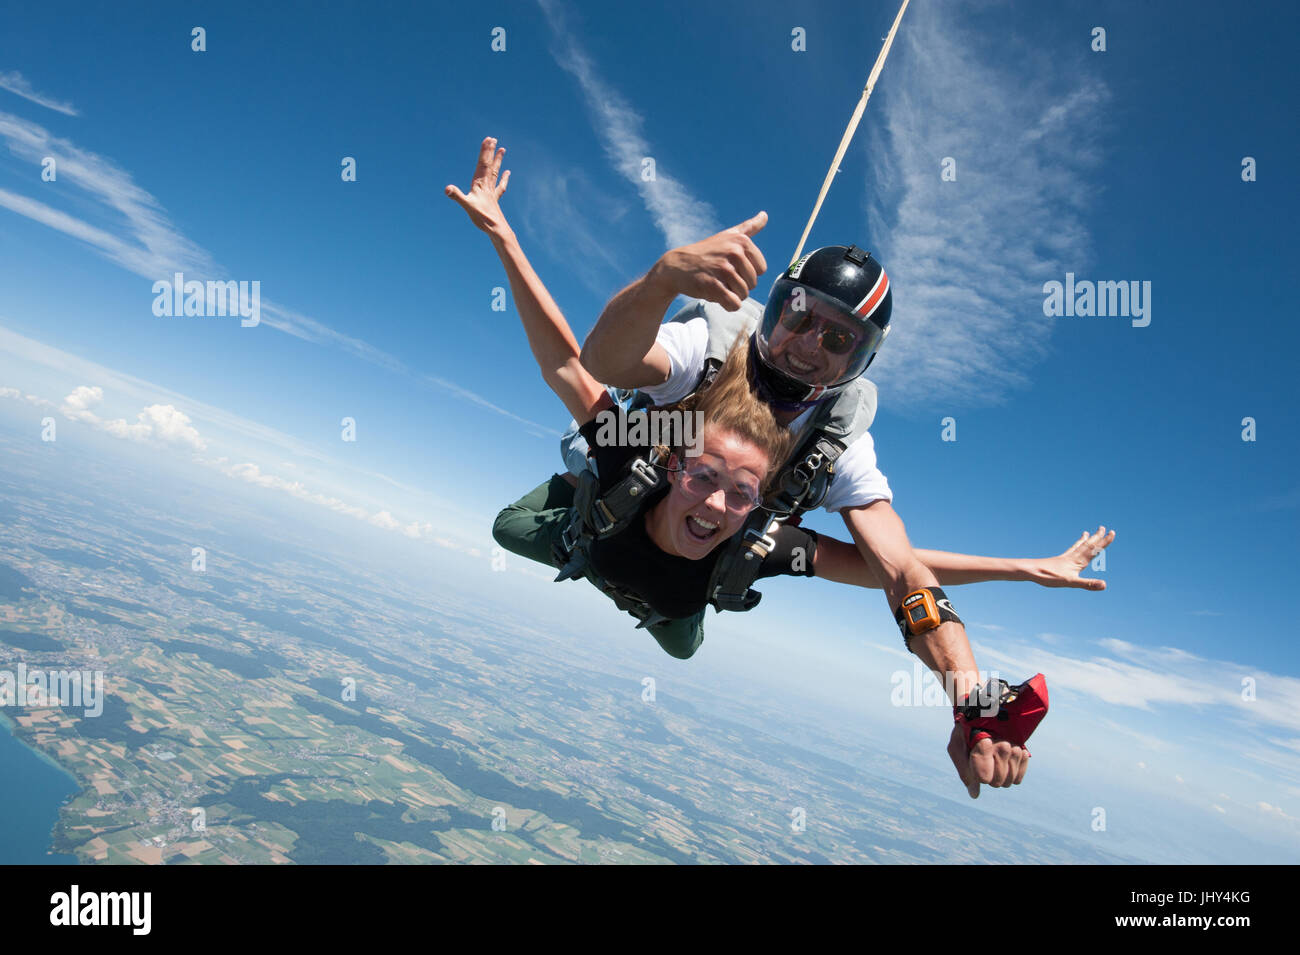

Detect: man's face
[764,299,861,387]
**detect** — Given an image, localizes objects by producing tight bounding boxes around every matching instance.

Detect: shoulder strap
[763,376,876,518]
[703,427,844,614]
[581,455,662,537]
[702,410,853,613]
[551,446,673,630]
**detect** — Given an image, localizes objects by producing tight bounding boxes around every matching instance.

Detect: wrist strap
[954,674,1050,752]
[894,586,961,651]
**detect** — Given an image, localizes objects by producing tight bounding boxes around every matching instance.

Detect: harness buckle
[630,457,658,487]
[741,524,777,561]
[560,521,581,555]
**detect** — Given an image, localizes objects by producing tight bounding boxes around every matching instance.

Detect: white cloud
[215,459,478,549]
[134,404,205,450]
[56,385,207,451]
[974,636,1300,736]
[0,71,79,116]
[1257,801,1296,824]
[864,2,1111,407]
[0,111,554,435]
[60,384,103,421]
[0,384,54,408]
[1,328,498,550]
[219,460,366,519]
[536,0,720,248]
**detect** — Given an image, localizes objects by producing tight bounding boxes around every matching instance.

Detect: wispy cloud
[0,112,214,277]
[536,0,720,248]
[0,111,554,435]
[0,71,79,116]
[0,385,53,408]
[213,458,444,542]
[514,159,631,302]
[424,372,556,438]
[864,2,1111,407]
[534,1,1109,412]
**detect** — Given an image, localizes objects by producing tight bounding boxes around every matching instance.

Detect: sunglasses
[778,305,859,355]
[677,462,762,511]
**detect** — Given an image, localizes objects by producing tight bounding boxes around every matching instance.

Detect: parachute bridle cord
[789,0,911,269]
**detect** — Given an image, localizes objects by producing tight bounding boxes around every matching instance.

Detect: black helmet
[753,245,892,403]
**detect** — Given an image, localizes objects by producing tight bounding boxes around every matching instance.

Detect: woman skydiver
[447,137,1114,660]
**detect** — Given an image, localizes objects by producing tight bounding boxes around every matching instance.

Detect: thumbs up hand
[647,212,769,311]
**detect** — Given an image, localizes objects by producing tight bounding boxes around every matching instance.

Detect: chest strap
[706,509,780,613]
[767,430,845,518]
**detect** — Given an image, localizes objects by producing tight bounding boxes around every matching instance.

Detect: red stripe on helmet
[854,270,889,319]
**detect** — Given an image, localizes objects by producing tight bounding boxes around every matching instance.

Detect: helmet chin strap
[748,338,826,414]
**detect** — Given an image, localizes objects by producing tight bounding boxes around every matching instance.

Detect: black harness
[705,418,844,613]
[551,427,676,630]
[551,363,843,626]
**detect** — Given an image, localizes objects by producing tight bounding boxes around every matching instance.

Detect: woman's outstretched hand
[446,136,512,238]
[1026,526,1116,590]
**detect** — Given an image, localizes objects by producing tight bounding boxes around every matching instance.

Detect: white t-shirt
[640,314,893,513]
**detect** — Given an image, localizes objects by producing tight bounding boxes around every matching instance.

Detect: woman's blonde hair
[668,332,793,494]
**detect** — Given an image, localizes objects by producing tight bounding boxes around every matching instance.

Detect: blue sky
[1,0,1298,861]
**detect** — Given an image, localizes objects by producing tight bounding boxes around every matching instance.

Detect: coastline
[0,708,83,864]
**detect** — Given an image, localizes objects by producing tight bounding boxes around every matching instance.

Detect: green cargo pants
[491,474,706,660]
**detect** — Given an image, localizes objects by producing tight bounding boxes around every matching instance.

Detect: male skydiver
[580,213,1046,798]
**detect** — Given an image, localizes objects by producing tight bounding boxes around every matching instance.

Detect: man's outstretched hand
[948,726,1030,798]
[647,212,769,311]
[445,136,512,238]
[1026,526,1116,591]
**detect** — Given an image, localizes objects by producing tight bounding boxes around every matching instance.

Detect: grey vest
[667,297,878,470]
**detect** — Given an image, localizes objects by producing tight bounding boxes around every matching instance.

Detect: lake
[0,712,81,864]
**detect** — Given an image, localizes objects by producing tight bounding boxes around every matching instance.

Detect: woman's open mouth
[785,354,817,374]
[684,514,720,542]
